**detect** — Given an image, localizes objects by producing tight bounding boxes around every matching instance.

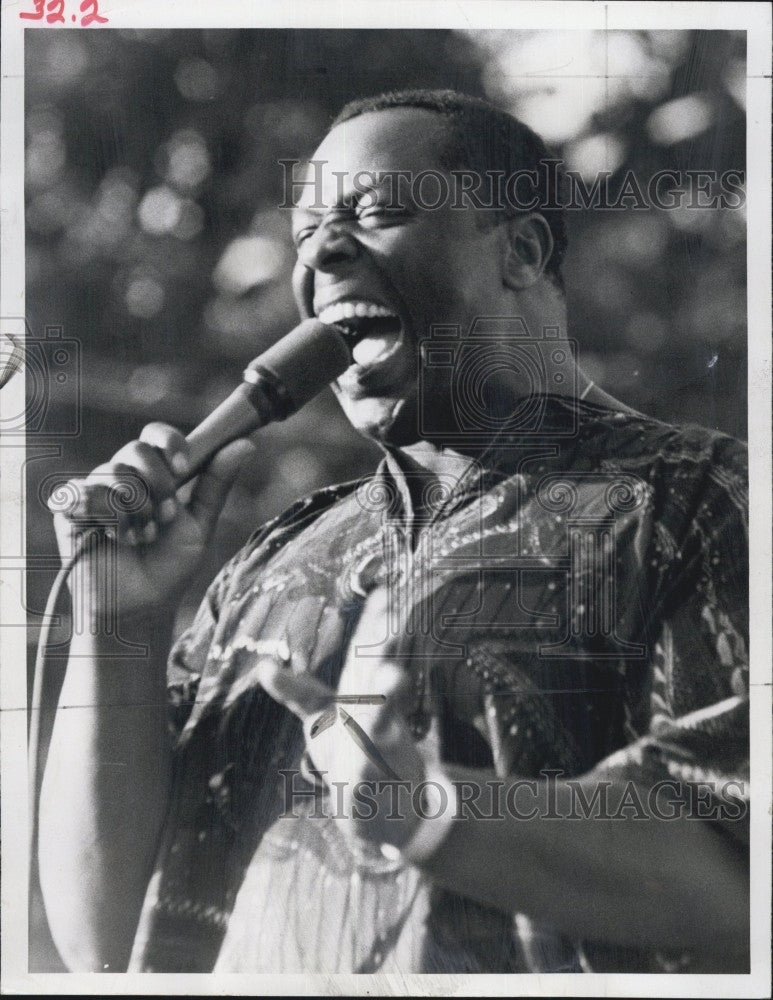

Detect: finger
[339,655,418,738]
[107,443,180,537]
[138,422,190,481]
[186,438,255,541]
[340,611,414,697]
[336,707,404,781]
[359,584,408,638]
[256,657,333,721]
[372,660,412,701]
[58,472,140,545]
[72,459,154,544]
[346,585,406,666]
[109,440,177,501]
[46,476,101,520]
[46,474,133,541]
[51,509,115,560]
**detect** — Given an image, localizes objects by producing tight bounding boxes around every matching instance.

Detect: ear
[501,213,554,290]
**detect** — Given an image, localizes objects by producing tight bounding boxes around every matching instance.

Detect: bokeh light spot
[723,59,746,111]
[646,93,715,146]
[164,130,211,191]
[125,276,165,319]
[128,363,174,404]
[47,34,89,81]
[138,186,182,235]
[174,57,223,102]
[565,133,627,180]
[213,236,289,295]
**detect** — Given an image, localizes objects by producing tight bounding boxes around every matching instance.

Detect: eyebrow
[291,171,417,222]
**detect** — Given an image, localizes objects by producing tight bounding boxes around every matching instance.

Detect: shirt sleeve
[584,434,749,844]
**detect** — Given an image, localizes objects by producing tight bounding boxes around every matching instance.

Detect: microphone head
[246,319,351,413]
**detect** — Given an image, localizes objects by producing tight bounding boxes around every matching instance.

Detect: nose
[296,217,359,273]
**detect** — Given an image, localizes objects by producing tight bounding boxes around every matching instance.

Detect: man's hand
[257,588,437,851]
[50,422,254,618]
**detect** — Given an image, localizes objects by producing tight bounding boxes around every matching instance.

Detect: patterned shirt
[128,397,749,974]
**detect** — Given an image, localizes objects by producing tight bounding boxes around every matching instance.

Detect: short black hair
[331,89,567,290]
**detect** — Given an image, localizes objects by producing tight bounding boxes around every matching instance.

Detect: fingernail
[380,843,402,862]
[159,498,177,523]
[125,527,138,546]
[256,657,279,686]
[374,662,404,687]
[143,521,158,543]
[171,452,189,477]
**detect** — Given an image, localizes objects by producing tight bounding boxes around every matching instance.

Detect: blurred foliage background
[25,28,746,969]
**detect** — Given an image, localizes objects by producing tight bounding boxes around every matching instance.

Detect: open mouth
[317,301,403,367]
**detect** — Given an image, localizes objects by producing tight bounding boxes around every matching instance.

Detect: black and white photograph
[1,2,770,995]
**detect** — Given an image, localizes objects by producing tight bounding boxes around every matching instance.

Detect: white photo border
[1,2,770,996]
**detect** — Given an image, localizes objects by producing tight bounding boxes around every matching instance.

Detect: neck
[383,379,641,472]
[508,284,640,416]
[384,439,480,476]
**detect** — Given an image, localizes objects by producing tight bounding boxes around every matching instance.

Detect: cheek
[385,227,495,315]
[378,243,464,319]
[291,261,313,317]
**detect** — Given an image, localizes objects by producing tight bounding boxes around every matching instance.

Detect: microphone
[181,318,350,484]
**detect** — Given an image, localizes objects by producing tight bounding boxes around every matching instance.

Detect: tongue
[352,331,401,366]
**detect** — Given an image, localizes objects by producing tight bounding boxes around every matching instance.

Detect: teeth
[318,301,395,326]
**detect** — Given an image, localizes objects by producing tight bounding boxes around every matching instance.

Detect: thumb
[186,438,255,539]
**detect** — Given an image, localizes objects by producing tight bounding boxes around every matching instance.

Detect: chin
[337,394,418,447]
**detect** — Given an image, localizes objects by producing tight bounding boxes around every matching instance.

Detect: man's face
[291,108,511,447]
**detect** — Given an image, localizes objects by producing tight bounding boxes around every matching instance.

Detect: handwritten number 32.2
[19,0,108,24]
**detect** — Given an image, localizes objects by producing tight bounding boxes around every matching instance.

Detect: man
[39,90,749,974]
